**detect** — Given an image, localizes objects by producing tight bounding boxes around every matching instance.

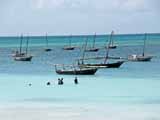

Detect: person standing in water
[74,77,78,84]
[58,78,63,85]
[47,82,51,86]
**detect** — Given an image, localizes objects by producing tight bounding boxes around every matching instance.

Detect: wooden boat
[63,46,75,50]
[55,65,97,75]
[14,35,33,61]
[128,33,153,62]
[78,61,124,68]
[109,45,117,49]
[12,35,26,57]
[44,33,52,52]
[78,35,124,68]
[63,35,75,50]
[45,48,52,52]
[128,54,152,62]
[85,48,99,52]
[85,33,99,52]
[108,31,117,49]
[56,68,97,75]
[14,55,32,61]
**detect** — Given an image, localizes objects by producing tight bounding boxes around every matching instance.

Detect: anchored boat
[128,33,153,62]
[78,35,124,68]
[63,35,76,50]
[55,64,98,75]
[85,33,99,52]
[108,31,117,49]
[44,33,52,52]
[14,35,33,61]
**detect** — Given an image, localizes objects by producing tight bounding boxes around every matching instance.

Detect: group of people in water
[48,77,78,85]
[58,78,64,85]
[29,77,78,86]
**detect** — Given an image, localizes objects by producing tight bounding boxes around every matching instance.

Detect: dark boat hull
[109,45,117,49]
[56,68,97,75]
[136,57,152,61]
[63,47,75,50]
[128,55,152,62]
[79,61,124,68]
[44,48,52,52]
[85,48,99,52]
[14,56,32,61]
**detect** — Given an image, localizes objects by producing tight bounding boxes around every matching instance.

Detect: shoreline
[0,102,160,120]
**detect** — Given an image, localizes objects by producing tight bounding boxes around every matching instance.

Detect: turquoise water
[0,33,160,48]
[0,33,160,106]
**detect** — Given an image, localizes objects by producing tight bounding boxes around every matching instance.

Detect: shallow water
[0,34,160,119]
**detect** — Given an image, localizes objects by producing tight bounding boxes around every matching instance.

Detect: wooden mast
[19,34,23,54]
[92,33,96,48]
[44,33,52,51]
[69,35,72,47]
[104,33,112,64]
[46,33,48,48]
[82,37,88,64]
[26,35,29,55]
[142,33,147,56]
[110,31,114,46]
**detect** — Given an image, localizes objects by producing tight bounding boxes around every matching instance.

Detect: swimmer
[47,82,51,86]
[74,77,78,84]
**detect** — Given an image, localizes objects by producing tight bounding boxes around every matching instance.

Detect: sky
[0,0,160,36]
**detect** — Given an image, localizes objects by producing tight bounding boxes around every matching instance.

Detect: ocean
[0,33,160,119]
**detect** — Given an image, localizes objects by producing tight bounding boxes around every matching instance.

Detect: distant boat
[55,64,97,75]
[14,35,33,61]
[128,33,153,62]
[85,33,99,52]
[78,36,124,68]
[63,35,75,50]
[108,31,117,49]
[78,61,124,68]
[44,33,52,52]
[14,55,32,61]
[12,35,26,57]
[63,46,75,50]
[128,54,152,61]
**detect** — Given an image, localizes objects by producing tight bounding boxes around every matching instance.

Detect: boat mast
[69,35,72,47]
[82,37,88,64]
[104,33,112,64]
[46,33,48,48]
[111,31,114,46]
[142,33,147,56]
[92,33,96,48]
[19,34,23,54]
[26,35,29,55]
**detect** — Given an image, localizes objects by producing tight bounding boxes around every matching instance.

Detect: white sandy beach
[0,103,160,120]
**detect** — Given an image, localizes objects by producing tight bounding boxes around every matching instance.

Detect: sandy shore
[0,103,160,120]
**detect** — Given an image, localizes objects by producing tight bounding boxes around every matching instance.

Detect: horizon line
[0,32,160,37]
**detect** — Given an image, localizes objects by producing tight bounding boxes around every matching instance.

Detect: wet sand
[0,103,160,120]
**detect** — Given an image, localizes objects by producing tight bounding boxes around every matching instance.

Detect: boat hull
[14,56,32,61]
[56,68,97,75]
[85,48,99,52]
[79,61,124,68]
[44,48,52,52]
[109,45,117,49]
[128,55,152,62]
[63,47,75,50]
[136,57,152,61]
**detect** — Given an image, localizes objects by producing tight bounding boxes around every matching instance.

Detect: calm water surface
[0,34,159,106]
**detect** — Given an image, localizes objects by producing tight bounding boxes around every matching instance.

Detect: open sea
[0,33,160,119]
